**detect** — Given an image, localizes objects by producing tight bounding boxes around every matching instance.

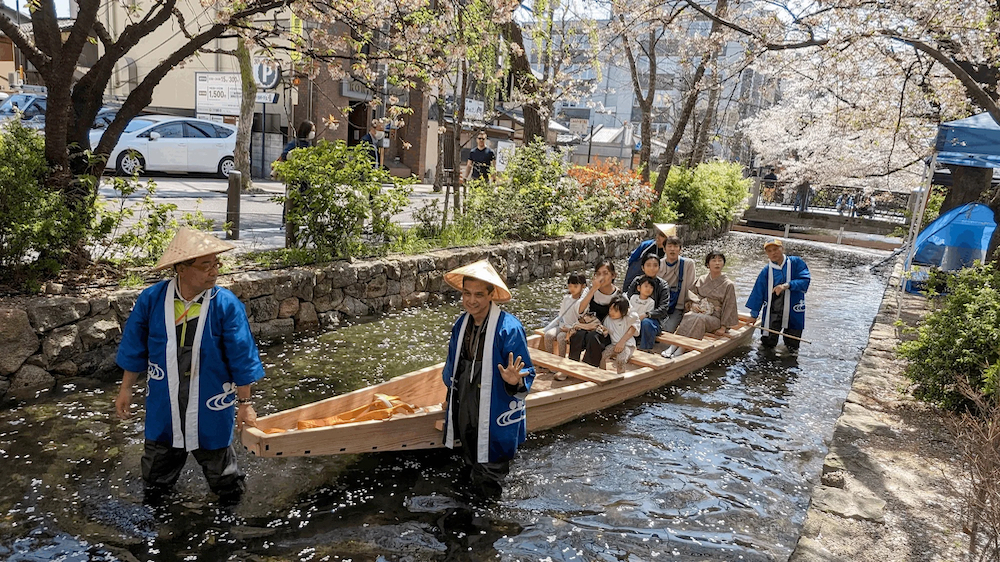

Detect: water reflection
[0,233,890,561]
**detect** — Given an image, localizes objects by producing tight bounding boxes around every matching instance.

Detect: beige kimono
[675,273,739,340]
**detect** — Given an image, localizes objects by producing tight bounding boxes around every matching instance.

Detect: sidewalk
[97,176,447,253]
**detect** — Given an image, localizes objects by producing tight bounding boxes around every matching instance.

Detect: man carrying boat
[114,228,265,506]
[442,260,536,497]
[745,238,811,352]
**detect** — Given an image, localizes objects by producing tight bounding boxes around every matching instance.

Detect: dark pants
[569,329,612,366]
[141,440,245,504]
[760,303,803,351]
[638,318,663,350]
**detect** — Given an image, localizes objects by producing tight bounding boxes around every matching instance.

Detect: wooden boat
[241,314,759,458]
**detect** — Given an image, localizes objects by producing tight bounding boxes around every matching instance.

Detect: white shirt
[603,311,641,347]
[629,294,655,318]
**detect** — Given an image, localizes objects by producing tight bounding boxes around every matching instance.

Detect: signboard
[465,98,485,121]
[256,92,279,104]
[495,140,515,172]
[195,72,242,116]
[252,57,281,89]
[569,118,589,135]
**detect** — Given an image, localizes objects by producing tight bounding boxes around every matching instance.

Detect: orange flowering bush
[564,160,657,231]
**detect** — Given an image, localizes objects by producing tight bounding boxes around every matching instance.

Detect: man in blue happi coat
[745,238,811,352]
[442,260,536,497]
[115,228,265,505]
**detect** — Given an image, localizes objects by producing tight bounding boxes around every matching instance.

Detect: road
[97,175,448,252]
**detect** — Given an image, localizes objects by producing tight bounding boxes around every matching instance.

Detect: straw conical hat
[444,260,512,303]
[152,228,235,271]
[653,223,677,237]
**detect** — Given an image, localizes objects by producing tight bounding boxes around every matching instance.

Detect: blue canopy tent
[905,113,1000,282]
[905,203,997,293]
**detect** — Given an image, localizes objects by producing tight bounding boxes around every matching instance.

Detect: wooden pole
[754,324,812,344]
[226,171,241,240]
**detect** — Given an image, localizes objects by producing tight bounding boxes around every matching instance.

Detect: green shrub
[658,161,749,228]
[273,140,414,256]
[465,140,570,240]
[0,122,75,284]
[899,263,1000,411]
[564,160,657,231]
[892,185,945,238]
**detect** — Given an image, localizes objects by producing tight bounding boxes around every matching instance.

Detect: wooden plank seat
[528,347,624,384]
[629,349,671,368]
[656,332,714,351]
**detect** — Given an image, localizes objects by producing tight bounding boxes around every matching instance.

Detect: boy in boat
[659,234,697,333]
[114,228,265,506]
[745,238,811,352]
[542,272,586,357]
[442,260,536,497]
[601,296,640,373]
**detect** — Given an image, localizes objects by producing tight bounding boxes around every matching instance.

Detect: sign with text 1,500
[195,72,242,116]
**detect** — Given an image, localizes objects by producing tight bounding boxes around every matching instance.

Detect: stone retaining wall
[0,230,660,401]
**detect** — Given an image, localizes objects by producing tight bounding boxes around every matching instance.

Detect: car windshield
[124,119,154,133]
[0,94,33,114]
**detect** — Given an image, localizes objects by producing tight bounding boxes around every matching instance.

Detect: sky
[4,0,70,18]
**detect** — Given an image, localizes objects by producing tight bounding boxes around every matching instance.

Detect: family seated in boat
[554,248,740,368]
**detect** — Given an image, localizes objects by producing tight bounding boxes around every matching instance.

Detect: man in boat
[745,238,811,352]
[114,228,265,506]
[622,223,674,290]
[442,260,536,497]
[658,232,697,334]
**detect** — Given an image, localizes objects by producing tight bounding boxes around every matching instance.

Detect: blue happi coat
[745,255,811,331]
[116,279,265,451]
[442,303,536,463]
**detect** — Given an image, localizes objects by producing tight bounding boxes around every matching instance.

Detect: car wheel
[117,150,145,176]
[218,156,235,178]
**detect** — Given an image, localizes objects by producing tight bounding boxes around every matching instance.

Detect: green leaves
[272,140,414,257]
[657,161,750,229]
[899,263,1000,411]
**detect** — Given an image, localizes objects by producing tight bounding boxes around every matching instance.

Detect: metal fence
[756,181,910,220]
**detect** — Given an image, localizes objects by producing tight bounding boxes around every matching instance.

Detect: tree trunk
[689,79,720,165]
[236,35,257,190]
[502,21,544,143]
[652,0,728,199]
[437,96,450,229]
[942,165,991,212]
[450,61,468,214]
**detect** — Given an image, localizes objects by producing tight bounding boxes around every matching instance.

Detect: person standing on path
[463,132,495,183]
[115,228,266,506]
[359,121,383,167]
[441,260,536,497]
[745,238,811,352]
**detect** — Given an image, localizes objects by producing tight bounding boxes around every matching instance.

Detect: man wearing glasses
[115,228,265,506]
[463,131,496,183]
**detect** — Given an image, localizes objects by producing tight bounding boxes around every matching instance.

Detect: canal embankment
[790,262,967,561]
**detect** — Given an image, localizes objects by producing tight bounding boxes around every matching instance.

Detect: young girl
[601,296,640,373]
[628,276,656,320]
[543,273,586,356]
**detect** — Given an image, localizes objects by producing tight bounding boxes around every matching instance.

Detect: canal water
[0,233,891,561]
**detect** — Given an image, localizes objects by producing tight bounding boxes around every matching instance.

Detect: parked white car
[91,115,237,178]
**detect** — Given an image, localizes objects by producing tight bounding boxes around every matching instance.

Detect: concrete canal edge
[0,225,726,403]
[789,262,967,561]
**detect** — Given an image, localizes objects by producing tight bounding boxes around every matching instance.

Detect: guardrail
[755,181,910,220]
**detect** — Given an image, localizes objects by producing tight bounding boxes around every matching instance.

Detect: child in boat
[628,276,656,320]
[543,272,586,357]
[601,295,640,373]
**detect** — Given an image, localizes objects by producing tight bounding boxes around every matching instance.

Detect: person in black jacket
[625,254,672,350]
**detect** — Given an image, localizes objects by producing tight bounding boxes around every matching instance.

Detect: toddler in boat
[601,295,640,373]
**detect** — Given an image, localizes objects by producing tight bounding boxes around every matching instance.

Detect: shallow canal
[0,233,891,561]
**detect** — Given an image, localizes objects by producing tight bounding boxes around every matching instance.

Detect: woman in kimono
[665,251,739,357]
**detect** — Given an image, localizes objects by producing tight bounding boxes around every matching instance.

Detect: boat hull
[241,317,756,458]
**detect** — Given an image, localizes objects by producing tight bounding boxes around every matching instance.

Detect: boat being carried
[241,315,758,458]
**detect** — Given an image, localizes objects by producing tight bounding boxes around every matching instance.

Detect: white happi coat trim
[161,278,212,451]
[444,302,501,463]
[764,258,791,331]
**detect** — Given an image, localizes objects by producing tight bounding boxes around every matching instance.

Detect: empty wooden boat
[241,315,759,458]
